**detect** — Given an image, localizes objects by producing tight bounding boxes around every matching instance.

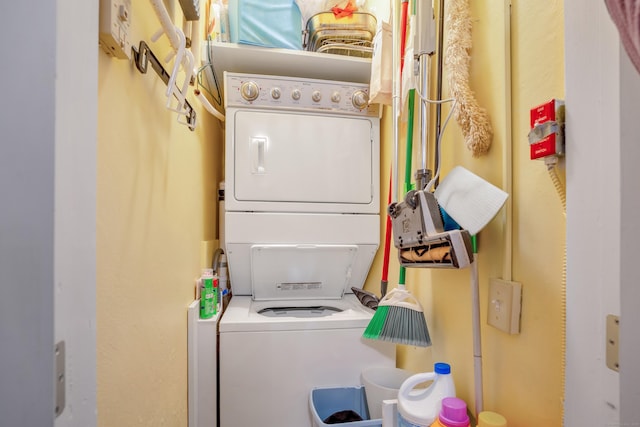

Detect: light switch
[488,278,522,334]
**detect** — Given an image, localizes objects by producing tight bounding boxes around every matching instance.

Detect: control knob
[351,90,369,109]
[240,81,260,101]
[291,89,301,101]
[331,91,341,103]
[312,90,322,102]
[271,87,281,100]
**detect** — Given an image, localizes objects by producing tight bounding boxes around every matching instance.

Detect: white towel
[434,166,508,236]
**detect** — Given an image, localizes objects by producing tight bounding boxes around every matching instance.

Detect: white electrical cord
[545,156,566,215]
[421,96,458,192]
[544,154,566,421]
[413,78,458,192]
[195,89,225,122]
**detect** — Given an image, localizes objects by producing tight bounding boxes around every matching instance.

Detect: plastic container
[361,367,413,420]
[310,386,381,427]
[397,362,456,427]
[430,397,470,427]
[199,269,216,319]
[227,0,303,50]
[477,411,507,427]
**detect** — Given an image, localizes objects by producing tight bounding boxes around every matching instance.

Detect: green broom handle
[399,0,416,287]
[404,89,416,195]
[399,89,416,286]
[399,265,406,285]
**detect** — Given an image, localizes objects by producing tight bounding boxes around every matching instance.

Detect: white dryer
[219,72,394,427]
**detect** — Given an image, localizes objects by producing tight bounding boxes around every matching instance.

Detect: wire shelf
[305,12,377,59]
[316,38,373,58]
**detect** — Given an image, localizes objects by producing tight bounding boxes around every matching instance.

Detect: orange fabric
[331,1,357,18]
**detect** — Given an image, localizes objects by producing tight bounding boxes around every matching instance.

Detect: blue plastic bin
[310,386,383,427]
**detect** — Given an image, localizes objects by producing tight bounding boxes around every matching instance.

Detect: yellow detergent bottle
[477,411,507,427]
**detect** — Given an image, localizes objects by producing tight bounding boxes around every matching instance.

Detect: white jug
[397,362,456,427]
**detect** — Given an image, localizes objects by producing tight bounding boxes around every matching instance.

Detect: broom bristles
[363,305,431,347]
[379,306,431,347]
[363,305,389,340]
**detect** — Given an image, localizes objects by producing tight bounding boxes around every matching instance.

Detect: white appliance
[219,72,394,427]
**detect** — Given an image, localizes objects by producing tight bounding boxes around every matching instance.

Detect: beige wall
[97,2,223,425]
[365,1,566,425]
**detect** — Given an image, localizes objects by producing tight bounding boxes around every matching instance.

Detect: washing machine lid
[250,244,357,300]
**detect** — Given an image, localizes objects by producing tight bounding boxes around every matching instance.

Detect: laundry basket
[310,386,382,427]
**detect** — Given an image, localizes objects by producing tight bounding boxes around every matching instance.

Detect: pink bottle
[429,397,470,427]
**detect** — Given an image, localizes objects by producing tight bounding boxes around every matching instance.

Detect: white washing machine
[219,72,394,427]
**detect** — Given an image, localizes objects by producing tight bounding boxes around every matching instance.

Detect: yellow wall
[365,1,566,425]
[96,2,222,425]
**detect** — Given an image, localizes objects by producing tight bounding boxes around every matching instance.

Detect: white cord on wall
[414,96,456,193]
[195,89,225,122]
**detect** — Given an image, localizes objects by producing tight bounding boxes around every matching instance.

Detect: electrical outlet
[488,278,522,334]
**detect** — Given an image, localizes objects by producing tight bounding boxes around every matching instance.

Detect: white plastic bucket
[361,367,413,420]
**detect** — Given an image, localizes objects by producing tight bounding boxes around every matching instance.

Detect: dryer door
[227,109,379,213]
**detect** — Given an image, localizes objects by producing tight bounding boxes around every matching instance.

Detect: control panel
[224,73,379,117]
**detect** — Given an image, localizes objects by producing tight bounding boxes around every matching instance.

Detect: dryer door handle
[251,136,267,174]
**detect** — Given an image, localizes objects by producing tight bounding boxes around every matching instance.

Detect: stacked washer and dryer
[219,72,394,427]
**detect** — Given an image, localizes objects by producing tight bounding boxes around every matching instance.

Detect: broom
[363,0,430,348]
[363,90,431,347]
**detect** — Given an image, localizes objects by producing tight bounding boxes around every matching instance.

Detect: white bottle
[397,362,456,427]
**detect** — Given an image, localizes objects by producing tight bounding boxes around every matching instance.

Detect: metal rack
[304,12,377,58]
[132,41,197,130]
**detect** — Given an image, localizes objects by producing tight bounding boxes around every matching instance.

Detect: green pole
[399,89,416,285]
